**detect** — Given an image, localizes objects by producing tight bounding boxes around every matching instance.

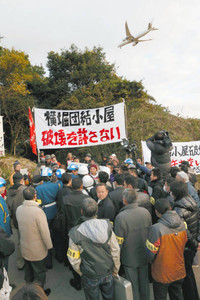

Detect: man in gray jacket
[68,198,120,300]
[114,188,152,300]
[16,186,52,296]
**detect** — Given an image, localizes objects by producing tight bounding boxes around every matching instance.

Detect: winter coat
[173,196,199,247]
[6,184,26,228]
[61,190,88,234]
[146,210,187,283]
[68,218,120,278]
[114,203,152,267]
[0,227,15,288]
[146,135,171,173]
[16,200,53,261]
[109,186,125,216]
[97,196,115,222]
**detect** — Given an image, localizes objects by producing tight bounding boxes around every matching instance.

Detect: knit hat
[13,160,20,170]
[90,164,98,170]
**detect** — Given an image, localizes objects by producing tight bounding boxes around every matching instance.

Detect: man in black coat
[54,173,72,263]
[0,227,15,291]
[56,173,72,210]
[96,183,115,222]
[109,174,125,216]
[170,180,199,300]
[61,177,88,290]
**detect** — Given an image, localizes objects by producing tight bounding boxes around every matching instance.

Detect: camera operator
[146,131,173,178]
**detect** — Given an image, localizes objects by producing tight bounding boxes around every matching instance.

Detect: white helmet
[41,167,53,177]
[82,175,94,188]
[78,165,89,176]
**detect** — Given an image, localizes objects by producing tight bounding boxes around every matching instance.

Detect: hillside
[0,156,37,184]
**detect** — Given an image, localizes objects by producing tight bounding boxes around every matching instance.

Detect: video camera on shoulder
[161,130,172,148]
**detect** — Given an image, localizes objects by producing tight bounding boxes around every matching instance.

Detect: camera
[161,130,172,148]
[121,138,137,154]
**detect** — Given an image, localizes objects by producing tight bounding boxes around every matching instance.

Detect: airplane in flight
[118,22,158,48]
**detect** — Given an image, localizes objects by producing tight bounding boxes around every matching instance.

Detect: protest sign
[142,141,200,174]
[35,103,126,149]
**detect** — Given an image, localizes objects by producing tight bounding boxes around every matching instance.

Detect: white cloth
[0,268,12,300]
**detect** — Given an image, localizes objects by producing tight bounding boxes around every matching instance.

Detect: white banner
[35,103,126,149]
[142,140,200,174]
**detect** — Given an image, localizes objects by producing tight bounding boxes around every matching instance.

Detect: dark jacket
[114,203,152,267]
[173,196,199,247]
[61,190,88,233]
[56,185,72,211]
[149,179,165,223]
[109,187,124,216]
[137,177,148,193]
[146,135,171,173]
[6,184,26,228]
[146,210,187,283]
[187,181,200,208]
[149,179,165,201]
[0,227,15,288]
[97,196,115,222]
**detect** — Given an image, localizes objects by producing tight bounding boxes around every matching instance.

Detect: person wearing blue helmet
[67,164,79,179]
[0,177,13,272]
[55,169,65,188]
[0,178,11,238]
[124,158,133,165]
[36,167,62,269]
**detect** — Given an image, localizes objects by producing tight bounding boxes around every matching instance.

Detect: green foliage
[0,48,44,155]
[2,44,200,159]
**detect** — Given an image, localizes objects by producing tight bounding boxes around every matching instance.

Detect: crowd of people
[0,130,200,300]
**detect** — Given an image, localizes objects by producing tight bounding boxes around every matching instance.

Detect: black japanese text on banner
[35,103,126,149]
[141,141,200,174]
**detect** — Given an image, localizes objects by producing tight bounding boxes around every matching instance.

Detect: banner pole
[123,99,129,159]
[123,99,128,140]
[31,106,39,162]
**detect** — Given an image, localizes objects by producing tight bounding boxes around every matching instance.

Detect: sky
[1,0,200,119]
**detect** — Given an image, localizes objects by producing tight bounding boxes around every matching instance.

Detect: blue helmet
[55,168,65,179]
[0,177,6,187]
[41,167,53,177]
[124,158,133,165]
[67,164,79,171]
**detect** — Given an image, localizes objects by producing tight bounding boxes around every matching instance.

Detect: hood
[78,219,109,244]
[159,210,181,229]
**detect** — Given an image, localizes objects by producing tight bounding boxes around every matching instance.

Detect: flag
[28,107,37,155]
